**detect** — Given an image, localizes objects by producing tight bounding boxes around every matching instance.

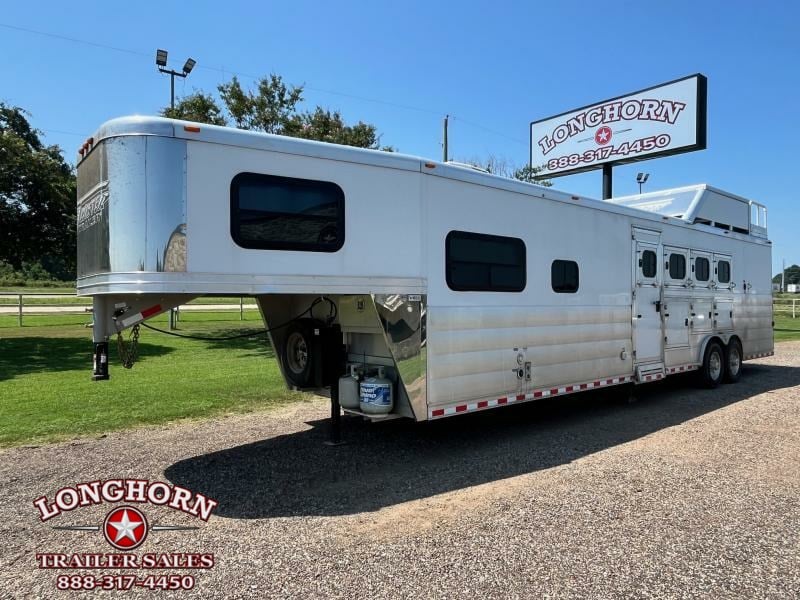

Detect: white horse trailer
[77,117,773,424]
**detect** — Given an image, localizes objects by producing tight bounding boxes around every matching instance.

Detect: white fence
[0,294,257,326]
[773,297,800,319]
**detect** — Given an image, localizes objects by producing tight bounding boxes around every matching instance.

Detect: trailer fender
[696,334,727,366]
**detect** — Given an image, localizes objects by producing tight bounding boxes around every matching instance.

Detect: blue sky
[2,1,797,275]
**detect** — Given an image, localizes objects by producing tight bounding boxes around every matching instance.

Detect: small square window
[669,254,686,280]
[694,257,710,281]
[552,260,579,293]
[641,250,657,278]
[718,260,731,283]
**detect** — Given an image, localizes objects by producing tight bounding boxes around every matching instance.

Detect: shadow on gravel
[0,338,173,380]
[165,362,800,519]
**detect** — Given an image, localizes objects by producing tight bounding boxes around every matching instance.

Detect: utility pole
[443,115,449,162]
[782,258,786,293]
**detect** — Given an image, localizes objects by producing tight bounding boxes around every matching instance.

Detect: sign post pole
[602,164,613,200]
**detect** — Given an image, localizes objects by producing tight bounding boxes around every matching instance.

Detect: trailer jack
[324,382,345,446]
[92,341,110,381]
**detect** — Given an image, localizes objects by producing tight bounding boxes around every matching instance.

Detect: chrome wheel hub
[709,351,722,380]
[286,332,308,374]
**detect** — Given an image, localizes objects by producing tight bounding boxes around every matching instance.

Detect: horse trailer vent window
[718,260,731,283]
[446,231,526,292]
[695,257,710,281]
[641,250,657,278]
[669,254,686,279]
[230,172,345,252]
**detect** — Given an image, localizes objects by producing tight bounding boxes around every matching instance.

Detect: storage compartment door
[664,299,690,348]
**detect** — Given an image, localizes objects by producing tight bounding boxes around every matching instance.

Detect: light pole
[636,172,650,194]
[155,49,196,109]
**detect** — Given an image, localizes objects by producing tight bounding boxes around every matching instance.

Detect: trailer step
[635,363,666,383]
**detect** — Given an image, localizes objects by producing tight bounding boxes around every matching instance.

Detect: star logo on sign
[103,506,148,550]
[595,126,612,145]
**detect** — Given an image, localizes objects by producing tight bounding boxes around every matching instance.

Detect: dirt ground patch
[1,344,798,599]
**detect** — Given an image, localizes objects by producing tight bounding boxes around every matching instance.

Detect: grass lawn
[1,304,796,448]
[0,311,307,448]
[773,313,800,342]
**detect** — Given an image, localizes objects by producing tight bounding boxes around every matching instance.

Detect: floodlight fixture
[155,49,196,109]
[636,172,650,194]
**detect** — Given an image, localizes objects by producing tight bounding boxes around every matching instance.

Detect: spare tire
[282,320,316,387]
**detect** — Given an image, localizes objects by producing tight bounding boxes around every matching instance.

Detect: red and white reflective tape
[640,372,665,382]
[744,351,774,359]
[429,375,632,419]
[666,364,699,374]
[120,304,162,328]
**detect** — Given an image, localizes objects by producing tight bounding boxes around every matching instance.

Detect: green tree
[161,73,391,150]
[773,265,800,285]
[162,92,227,126]
[512,163,552,187]
[286,108,388,150]
[218,74,303,134]
[0,104,76,279]
[459,155,552,186]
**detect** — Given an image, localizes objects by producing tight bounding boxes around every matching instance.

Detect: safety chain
[116,323,140,369]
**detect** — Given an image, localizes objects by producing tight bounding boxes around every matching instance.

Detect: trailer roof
[88,116,769,242]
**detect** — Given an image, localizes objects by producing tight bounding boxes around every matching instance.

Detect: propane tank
[359,367,394,414]
[338,364,361,409]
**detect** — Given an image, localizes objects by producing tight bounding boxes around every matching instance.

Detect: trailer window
[717,260,731,283]
[230,172,344,252]
[668,254,686,280]
[551,260,579,293]
[446,231,526,292]
[641,250,657,278]
[694,257,710,281]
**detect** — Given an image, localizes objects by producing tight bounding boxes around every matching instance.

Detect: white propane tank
[338,365,361,409]
[359,367,394,414]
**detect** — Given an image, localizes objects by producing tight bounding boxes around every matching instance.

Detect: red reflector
[424,162,436,169]
[141,305,162,319]
[184,125,201,133]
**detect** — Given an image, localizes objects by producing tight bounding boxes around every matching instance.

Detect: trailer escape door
[632,229,663,364]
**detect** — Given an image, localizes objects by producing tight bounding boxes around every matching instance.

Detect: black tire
[724,339,743,383]
[699,341,725,388]
[282,321,315,387]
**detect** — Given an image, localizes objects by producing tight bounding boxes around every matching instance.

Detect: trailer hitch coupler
[92,341,110,381]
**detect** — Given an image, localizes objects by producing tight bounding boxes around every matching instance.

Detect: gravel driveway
[1,343,798,599]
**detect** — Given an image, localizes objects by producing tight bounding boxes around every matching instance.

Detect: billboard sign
[530,74,707,178]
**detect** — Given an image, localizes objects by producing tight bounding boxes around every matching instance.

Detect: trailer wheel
[282,321,314,387]
[724,339,743,383]
[699,341,724,388]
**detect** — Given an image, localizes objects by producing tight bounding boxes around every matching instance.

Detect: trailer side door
[632,229,663,365]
